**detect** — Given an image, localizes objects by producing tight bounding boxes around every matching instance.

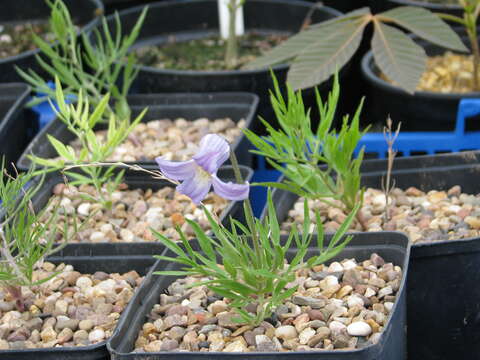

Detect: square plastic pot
[268,164,480,360]
[17,92,259,171]
[0,83,31,173]
[0,249,158,360]
[26,165,253,257]
[107,231,410,360]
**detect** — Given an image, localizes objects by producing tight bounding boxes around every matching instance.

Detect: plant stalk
[229,150,261,262]
[225,0,239,69]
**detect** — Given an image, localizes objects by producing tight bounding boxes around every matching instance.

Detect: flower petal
[155,158,196,181]
[212,175,250,201]
[193,134,230,173]
[177,169,212,204]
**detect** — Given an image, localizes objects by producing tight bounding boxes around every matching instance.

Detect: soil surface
[66,117,246,162]
[282,186,480,244]
[0,262,142,350]
[417,52,478,93]
[382,52,478,93]
[134,32,287,71]
[135,253,402,352]
[0,22,53,59]
[41,182,229,243]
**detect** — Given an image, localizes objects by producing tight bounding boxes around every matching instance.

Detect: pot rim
[100,0,342,76]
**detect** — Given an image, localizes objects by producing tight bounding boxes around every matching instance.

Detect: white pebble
[384,302,394,312]
[88,328,105,342]
[76,276,93,289]
[347,321,372,337]
[342,260,357,270]
[77,203,91,216]
[274,325,297,340]
[329,321,346,333]
[328,262,344,272]
[347,295,364,308]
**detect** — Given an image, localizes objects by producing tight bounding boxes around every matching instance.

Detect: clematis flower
[156,134,249,204]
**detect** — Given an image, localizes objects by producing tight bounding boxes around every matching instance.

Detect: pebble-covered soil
[0,22,53,59]
[135,253,402,352]
[42,182,228,243]
[417,52,477,93]
[383,52,477,93]
[67,117,246,162]
[0,262,142,350]
[282,186,480,244]
[134,32,287,71]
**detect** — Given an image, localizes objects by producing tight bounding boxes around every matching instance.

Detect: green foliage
[244,73,367,216]
[0,164,80,309]
[438,0,480,89]
[29,78,147,209]
[154,191,358,326]
[16,0,147,121]
[245,6,467,93]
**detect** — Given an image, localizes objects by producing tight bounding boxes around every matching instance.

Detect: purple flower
[156,134,249,204]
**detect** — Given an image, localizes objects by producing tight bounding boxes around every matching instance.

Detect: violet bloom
[156,134,249,204]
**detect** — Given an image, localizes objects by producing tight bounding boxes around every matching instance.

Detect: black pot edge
[263,164,480,258]
[107,231,410,359]
[100,0,342,77]
[22,164,253,257]
[0,82,30,133]
[0,0,104,65]
[0,251,159,359]
[386,0,462,11]
[16,92,260,172]
[360,150,480,174]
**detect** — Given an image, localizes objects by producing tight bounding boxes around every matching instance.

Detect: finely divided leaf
[371,21,426,94]
[378,6,468,52]
[287,18,368,90]
[244,7,371,70]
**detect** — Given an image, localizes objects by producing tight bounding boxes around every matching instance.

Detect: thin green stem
[229,150,261,264]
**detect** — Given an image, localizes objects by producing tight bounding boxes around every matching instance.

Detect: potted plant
[0,164,156,358]
[106,133,410,359]
[246,74,480,360]
[18,81,252,258]
[17,0,259,169]
[93,0,343,124]
[362,1,480,131]
[0,0,103,83]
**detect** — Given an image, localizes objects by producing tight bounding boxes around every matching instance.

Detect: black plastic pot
[368,0,463,18]
[97,0,343,130]
[0,83,31,173]
[28,165,252,257]
[269,164,480,360]
[0,0,103,83]
[107,231,410,360]
[0,248,157,360]
[361,33,480,131]
[320,0,368,13]
[17,92,259,171]
[360,149,480,175]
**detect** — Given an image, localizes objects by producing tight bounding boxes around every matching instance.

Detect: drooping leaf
[371,21,426,93]
[244,7,371,70]
[378,6,468,52]
[287,17,369,90]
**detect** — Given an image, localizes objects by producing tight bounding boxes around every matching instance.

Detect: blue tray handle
[455,98,480,135]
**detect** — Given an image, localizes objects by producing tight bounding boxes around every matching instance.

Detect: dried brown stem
[382,117,401,223]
